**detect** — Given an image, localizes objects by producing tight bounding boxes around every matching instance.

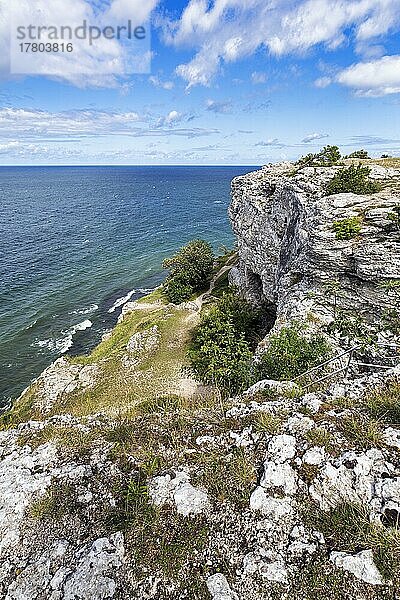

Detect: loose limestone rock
[148,470,210,516]
[249,489,294,521]
[206,573,238,600]
[309,448,395,512]
[56,533,124,600]
[267,434,297,462]
[4,534,124,600]
[260,461,297,495]
[244,379,300,397]
[330,549,383,586]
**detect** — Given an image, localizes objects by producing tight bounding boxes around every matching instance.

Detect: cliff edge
[0,160,399,600]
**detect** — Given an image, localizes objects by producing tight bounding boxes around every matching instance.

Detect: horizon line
[0,163,263,168]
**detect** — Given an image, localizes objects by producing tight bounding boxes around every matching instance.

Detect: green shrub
[164,273,193,304]
[345,149,369,159]
[297,145,341,167]
[332,216,362,240]
[214,292,261,344]
[326,164,382,195]
[188,318,253,395]
[256,322,331,381]
[163,239,214,303]
[187,292,259,395]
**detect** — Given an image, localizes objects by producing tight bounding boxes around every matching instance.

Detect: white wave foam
[108,290,136,313]
[70,304,98,316]
[73,319,93,332]
[33,319,93,354]
[25,318,38,330]
[108,287,156,313]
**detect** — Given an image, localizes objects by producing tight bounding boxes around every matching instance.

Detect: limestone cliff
[229,162,400,332]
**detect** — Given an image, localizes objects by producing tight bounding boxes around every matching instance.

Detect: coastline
[0,165,242,406]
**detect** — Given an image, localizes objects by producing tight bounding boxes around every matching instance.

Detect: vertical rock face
[229,162,400,330]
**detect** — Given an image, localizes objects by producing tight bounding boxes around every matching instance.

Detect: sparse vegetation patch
[303,502,400,582]
[364,379,400,424]
[332,216,362,240]
[256,322,332,381]
[326,164,382,195]
[109,474,209,579]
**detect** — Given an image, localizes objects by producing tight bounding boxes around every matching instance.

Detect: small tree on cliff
[187,291,258,394]
[326,164,382,195]
[163,239,214,303]
[297,145,341,168]
[345,149,370,159]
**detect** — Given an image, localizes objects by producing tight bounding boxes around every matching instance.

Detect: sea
[0,165,257,407]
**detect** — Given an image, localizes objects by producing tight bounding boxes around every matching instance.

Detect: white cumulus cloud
[336,55,400,96]
[1,0,158,88]
[166,0,400,87]
[301,132,329,143]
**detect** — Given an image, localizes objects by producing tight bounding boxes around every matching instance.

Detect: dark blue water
[0,166,257,405]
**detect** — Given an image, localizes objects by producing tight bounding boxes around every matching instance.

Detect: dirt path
[193,264,232,310]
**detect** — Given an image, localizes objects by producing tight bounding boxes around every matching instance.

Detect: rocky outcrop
[18,358,98,415]
[0,415,126,599]
[122,325,160,368]
[229,162,400,330]
[149,470,210,516]
[1,364,399,599]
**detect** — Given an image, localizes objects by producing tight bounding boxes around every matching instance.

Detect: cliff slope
[0,161,399,600]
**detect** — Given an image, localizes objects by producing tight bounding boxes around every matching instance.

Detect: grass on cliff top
[363,379,400,424]
[303,501,400,585]
[2,256,238,426]
[53,306,201,417]
[362,157,400,169]
[108,473,210,593]
[1,284,206,424]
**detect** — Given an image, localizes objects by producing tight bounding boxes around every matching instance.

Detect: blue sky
[1,0,400,165]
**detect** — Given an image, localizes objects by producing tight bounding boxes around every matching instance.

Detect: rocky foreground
[0,160,399,599]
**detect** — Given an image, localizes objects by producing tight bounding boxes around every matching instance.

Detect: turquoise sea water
[0,165,257,406]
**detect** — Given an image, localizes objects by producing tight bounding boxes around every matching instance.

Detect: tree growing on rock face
[163,239,214,304]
